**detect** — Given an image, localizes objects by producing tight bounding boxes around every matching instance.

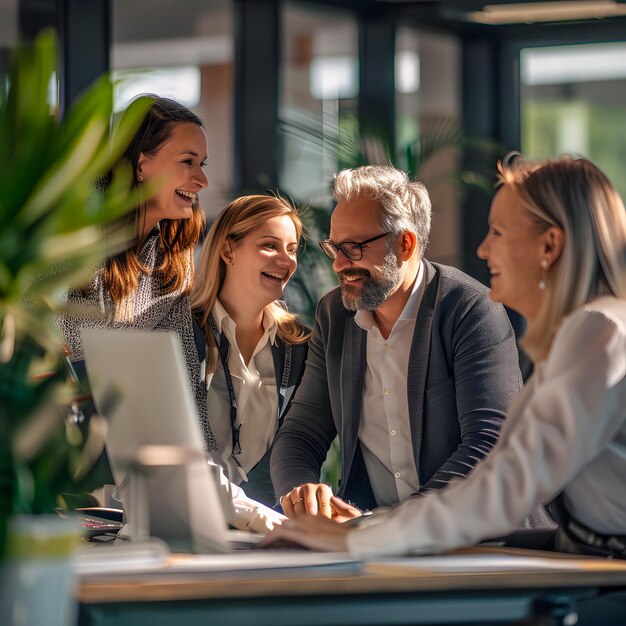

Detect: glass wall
[521,41,626,199]
[0,0,18,97]
[279,3,358,204]
[112,0,234,216]
[278,3,360,325]
[395,27,461,266]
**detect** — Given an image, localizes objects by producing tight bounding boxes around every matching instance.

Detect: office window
[396,27,461,266]
[521,42,626,199]
[279,3,358,203]
[0,0,17,97]
[112,0,234,216]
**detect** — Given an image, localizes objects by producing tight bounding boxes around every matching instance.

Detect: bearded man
[271,165,523,518]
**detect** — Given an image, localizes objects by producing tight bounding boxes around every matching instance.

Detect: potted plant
[0,29,148,626]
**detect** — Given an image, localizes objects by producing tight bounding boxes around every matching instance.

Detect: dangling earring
[538,259,549,290]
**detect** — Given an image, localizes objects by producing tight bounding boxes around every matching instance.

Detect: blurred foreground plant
[0,29,149,557]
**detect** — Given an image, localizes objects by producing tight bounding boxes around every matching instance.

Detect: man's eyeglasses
[319,232,391,261]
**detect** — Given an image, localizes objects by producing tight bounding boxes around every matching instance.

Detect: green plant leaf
[0,29,148,539]
[18,116,108,228]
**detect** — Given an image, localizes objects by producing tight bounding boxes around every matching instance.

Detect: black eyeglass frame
[319,232,391,261]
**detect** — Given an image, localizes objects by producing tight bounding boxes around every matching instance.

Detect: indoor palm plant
[0,29,148,625]
[279,111,497,322]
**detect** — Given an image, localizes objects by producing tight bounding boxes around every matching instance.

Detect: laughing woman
[191,195,310,507]
[59,95,214,447]
[262,155,626,558]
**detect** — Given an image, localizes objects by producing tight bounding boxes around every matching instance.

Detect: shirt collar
[398,259,425,321]
[213,299,278,346]
[355,260,425,333]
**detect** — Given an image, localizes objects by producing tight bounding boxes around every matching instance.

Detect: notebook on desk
[81,327,246,554]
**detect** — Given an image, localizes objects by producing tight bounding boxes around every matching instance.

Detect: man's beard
[339,249,402,311]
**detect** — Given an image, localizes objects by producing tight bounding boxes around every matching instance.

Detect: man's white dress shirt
[355,261,426,506]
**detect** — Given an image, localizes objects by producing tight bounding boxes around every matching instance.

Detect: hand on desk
[259,514,351,552]
[232,499,286,534]
[281,484,362,523]
[229,482,286,533]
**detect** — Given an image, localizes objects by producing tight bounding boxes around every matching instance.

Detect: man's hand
[281,483,334,518]
[258,515,351,552]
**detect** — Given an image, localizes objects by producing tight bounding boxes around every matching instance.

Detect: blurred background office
[2,0,626,297]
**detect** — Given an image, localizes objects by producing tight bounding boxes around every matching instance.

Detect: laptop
[82,327,236,553]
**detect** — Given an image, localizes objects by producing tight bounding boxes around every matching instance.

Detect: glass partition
[0,0,18,99]
[279,3,358,204]
[396,27,461,266]
[521,41,626,199]
[112,0,234,216]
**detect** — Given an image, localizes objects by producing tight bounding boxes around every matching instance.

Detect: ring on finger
[293,497,304,504]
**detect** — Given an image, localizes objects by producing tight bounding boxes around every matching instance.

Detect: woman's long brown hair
[102,96,206,315]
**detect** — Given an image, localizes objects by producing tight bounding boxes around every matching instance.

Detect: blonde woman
[192,195,310,508]
[262,155,626,558]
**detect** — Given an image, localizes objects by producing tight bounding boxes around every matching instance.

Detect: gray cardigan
[270,260,523,509]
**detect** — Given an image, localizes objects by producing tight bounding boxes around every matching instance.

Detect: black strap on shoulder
[205,313,292,456]
[192,315,206,362]
[277,342,292,419]
[207,313,241,455]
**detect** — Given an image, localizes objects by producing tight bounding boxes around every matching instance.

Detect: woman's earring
[538,259,549,290]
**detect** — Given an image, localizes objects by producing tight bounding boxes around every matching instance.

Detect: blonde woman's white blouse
[204,299,278,485]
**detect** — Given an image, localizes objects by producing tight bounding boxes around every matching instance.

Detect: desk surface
[77,547,626,626]
[78,547,626,604]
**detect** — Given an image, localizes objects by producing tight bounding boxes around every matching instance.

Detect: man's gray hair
[332,165,432,258]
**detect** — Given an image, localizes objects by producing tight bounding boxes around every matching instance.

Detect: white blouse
[199,300,284,533]
[347,297,626,558]
[205,300,278,485]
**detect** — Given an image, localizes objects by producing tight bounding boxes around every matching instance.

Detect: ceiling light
[469,1,626,25]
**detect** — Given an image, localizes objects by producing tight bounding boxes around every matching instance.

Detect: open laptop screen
[82,328,230,553]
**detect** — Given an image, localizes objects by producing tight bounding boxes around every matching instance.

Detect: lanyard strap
[208,312,292,457]
[208,313,240,454]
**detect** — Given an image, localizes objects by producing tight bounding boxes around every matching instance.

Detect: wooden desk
[78,547,626,626]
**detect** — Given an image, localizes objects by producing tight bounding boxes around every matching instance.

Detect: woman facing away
[191,195,310,509]
[59,95,214,447]
[261,154,626,557]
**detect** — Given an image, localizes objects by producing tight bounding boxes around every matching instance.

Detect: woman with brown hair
[60,95,213,445]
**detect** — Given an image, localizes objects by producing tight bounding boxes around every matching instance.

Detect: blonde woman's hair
[191,195,310,373]
[499,154,626,361]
